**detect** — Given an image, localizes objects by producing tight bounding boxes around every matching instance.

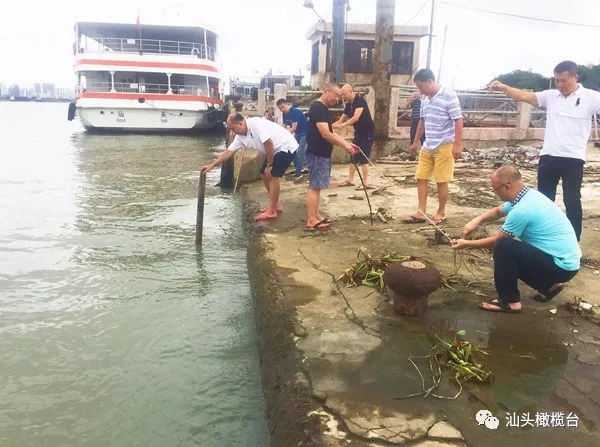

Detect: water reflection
[0,104,267,447]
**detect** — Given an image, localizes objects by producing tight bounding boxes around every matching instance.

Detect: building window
[392,42,414,74]
[344,39,373,74]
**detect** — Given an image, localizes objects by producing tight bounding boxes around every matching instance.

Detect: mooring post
[195,170,207,245]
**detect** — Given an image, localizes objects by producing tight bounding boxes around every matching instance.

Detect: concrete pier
[242,145,600,446]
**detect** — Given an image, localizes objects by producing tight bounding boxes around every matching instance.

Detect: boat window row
[77,71,221,97]
[76,37,217,61]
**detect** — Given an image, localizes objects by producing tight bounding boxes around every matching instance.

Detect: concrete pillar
[388,87,400,135]
[363,86,375,120]
[372,0,395,159]
[273,83,288,124]
[516,101,533,130]
[258,88,267,116]
[331,0,347,83]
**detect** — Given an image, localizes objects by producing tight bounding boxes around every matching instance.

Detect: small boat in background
[70,17,225,132]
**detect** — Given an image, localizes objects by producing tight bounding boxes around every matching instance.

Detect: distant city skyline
[1,0,600,90]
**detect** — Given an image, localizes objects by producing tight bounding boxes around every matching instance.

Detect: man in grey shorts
[305,84,360,229]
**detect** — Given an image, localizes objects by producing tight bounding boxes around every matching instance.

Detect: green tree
[492,64,600,91]
[577,64,600,91]
[491,70,550,91]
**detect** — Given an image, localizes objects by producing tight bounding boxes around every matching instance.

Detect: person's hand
[462,220,479,238]
[489,80,506,92]
[332,122,342,129]
[450,238,469,250]
[201,164,213,173]
[345,142,360,155]
[264,165,273,179]
[409,142,418,157]
[452,143,462,160]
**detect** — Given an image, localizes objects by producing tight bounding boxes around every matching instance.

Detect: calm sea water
[0,102,267,447]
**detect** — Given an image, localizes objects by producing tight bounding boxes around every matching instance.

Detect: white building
[306,22,428,88]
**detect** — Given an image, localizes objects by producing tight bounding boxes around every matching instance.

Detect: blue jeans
[293,134,307,176]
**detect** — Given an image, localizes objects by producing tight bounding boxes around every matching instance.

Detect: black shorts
[260,150,295,177]
[351,128,374,165]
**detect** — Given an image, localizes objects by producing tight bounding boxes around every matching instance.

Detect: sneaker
[301,168,309,175]
[293,174,303,184]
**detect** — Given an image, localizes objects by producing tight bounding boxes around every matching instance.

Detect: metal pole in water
[195,171,207,245]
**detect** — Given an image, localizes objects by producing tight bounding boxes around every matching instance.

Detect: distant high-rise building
[9,84,20,97]
[41,83,56,98]
[55,87,75,99]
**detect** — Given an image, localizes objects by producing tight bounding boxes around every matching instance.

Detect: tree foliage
[492,64,600,91]
[578,64,600,91]
[492,70,550,91]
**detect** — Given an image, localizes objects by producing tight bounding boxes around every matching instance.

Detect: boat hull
[76,105,225,132]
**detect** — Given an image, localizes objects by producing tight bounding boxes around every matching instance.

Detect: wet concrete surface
[243,143,600,446]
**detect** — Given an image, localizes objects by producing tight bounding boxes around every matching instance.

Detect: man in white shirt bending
[202,113,298,222]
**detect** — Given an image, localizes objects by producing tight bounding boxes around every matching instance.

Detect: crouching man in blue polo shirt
[451,165,580,313]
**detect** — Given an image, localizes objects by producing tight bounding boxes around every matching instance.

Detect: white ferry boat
[68,19,225,132]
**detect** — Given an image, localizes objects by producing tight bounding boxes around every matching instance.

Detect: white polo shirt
[227,117,298,154]
[536,85,600,161]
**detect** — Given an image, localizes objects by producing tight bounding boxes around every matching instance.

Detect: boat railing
[78,81,220,98]
[78,37,218,61]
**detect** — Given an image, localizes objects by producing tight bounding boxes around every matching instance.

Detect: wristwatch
[266,162,273,167]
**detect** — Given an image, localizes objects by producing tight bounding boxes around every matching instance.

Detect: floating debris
[394,330,492,401]
[337,249,412,292]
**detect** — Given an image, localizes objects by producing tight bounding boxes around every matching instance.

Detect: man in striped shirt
[403,69,463,225]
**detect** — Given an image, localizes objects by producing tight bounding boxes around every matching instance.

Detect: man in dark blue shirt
[277,99,308,182]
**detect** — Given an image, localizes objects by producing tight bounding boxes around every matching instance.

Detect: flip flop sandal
[402,216,427,224]
[338,180,355,187]
[305,219,331,232]
[531,284,564,302]
[431,217,447,225]
[479,299,521,313]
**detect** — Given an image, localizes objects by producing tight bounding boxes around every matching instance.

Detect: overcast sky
[1,0,599,89]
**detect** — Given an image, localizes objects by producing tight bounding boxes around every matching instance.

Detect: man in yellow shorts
[403,69,463,225]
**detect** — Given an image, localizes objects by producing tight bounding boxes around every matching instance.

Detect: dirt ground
[241,143,600,447]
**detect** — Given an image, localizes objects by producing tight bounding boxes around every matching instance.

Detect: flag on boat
[136,11,141,35]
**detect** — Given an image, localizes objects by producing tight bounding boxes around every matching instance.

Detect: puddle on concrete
[322,291,600,446]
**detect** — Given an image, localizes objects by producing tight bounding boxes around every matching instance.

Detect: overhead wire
[439,1,600,29]
[402,0,430,26]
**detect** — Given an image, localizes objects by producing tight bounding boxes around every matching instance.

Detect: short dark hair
[229,112,244,122]
[414,69,436,82]
[276,98,288,106]
[554,60,578,76]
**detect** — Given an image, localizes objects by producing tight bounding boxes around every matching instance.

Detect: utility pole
[437,25,448,82]
[372,0,395,158]
[331,0,347,83]
[426,0,435,70]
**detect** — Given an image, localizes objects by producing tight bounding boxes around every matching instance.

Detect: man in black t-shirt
[306,83,360,230]
[333,84,375,190]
